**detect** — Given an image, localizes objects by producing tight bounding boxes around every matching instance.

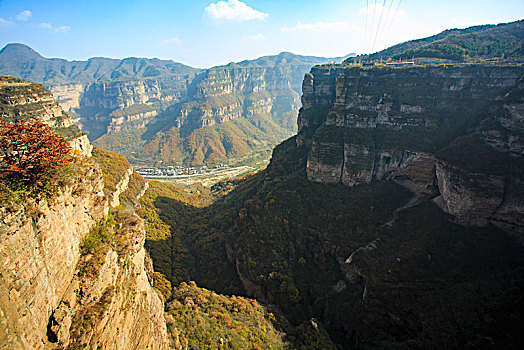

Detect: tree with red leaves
[0,117,74,184]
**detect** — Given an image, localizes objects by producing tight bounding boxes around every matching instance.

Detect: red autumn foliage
[0,117,74,182]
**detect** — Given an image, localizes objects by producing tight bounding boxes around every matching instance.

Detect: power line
[370,0,377,51]
[385,0,403,40]
[372,0,388,51]
[376,0,395,51]
[365,0,369,47]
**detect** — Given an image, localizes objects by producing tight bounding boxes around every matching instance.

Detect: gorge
[1,18,524,350]
[0,44,352,166]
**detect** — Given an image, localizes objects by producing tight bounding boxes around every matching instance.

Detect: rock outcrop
[298,64,524,238]
[0,45,351,165]
[0,77,169,349]
[48,212,169,350]
[108,167,134,208]
[0,162,107,349]
[0,75,92,156]
[50,78,194,140]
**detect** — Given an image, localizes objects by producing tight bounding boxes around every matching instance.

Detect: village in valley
[136,163,230,178]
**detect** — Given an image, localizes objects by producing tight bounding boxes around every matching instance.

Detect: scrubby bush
[0,117,74,197]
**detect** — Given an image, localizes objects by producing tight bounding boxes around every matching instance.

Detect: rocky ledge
[298,64,524,239]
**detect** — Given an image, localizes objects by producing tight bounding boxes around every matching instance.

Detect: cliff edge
[0,76,169,349]
[298,64,524,240]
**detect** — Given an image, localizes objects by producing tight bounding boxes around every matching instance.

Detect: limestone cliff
[0,161,107,349]
[49,78,194,140]
[48,210,169,350]
[0,75,92,156]
[166,56,306,131]
[298,64,524,238]
[0,44,350,165]
[0,78,169,349]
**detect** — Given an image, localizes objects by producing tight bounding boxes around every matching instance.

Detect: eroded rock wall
[0,77,170,349]
[298,64,524,237]
[0,76,91,156]
[0,163,107,349]
[49,215,169,350]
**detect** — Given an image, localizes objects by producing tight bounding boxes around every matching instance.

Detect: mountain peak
[0,43,43,60]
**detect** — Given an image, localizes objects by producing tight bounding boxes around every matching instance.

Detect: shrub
[0,117,73,185]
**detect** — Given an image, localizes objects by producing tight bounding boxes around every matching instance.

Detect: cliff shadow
[146,195,245,296]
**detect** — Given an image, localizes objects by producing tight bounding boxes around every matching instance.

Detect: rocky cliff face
[49,78,194,140]
[0,76,92,156]
[0,162,107,349]
[0,45,349,165]
[48,210,169,350]
[0,78,169,349]
[298,64,524,238]
[168,64,300,130]
[0,161,169,350]
[50,79,186,111]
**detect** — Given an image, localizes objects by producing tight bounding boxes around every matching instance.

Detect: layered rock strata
[0,76,92,156]
[298,64,524,237]
[0,78,169,349]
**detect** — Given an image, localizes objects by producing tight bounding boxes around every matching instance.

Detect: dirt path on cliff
[380,193,421,229]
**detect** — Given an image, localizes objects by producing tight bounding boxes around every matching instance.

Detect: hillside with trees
[347,19,523,62]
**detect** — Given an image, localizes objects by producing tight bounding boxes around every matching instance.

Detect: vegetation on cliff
[354,19,523,62]
[166,281,287,349]
[92,147,132,195]
[136,133,524,348]
[0,117,74,199]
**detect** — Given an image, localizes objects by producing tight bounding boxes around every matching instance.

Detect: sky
[0,0,522,68]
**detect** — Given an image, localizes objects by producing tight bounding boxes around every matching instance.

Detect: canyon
[1,19,523,349]
[0,44,351,166]
[299,64,524,239]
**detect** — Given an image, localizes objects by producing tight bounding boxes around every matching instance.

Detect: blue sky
[0,0,522,67]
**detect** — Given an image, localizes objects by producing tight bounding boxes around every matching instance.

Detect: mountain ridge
[0,43,354,83]
[349,19,523,62]
[0,44,355,166]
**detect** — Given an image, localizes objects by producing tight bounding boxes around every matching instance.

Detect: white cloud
[15,10,32,21]
[281,21,352,34]
[38,22,53,29]
[39,22,70,33]
[162,36,181,45]
[204,0,268,21]
[0,18,14,27]
[55,26,70,33]
[243,33,266,41]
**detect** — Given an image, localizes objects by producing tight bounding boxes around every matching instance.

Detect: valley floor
[143,160,269,187]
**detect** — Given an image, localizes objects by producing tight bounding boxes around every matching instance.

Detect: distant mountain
[347,19,523,62]
[0,43,199,84]
[0,45,354,166]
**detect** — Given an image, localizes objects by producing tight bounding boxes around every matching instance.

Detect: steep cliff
[0,78,169,349]
[0,45,351,165]
[0,76,91,156]
[0,159,107,349]
[298,64,524,238]
[97,52,345,166]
